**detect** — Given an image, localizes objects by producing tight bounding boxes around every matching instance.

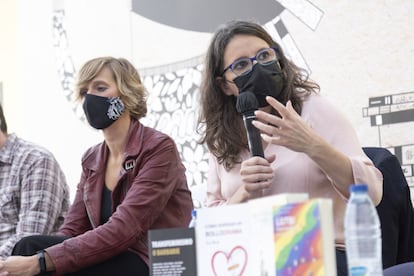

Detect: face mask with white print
[82,94,125,129]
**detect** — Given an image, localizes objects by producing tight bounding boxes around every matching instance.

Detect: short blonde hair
[76,56,147,119]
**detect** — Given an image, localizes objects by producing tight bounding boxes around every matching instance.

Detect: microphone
[236,91,264,158]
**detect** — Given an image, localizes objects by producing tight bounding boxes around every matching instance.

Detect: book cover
[272,199,337,276]
[156,195,336,275]
[248,193,309,275]
[195,193,309,276]
[148,227,197,276]
[196,204,253,276]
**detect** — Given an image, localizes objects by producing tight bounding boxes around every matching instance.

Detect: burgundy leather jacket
[46,119,193,274]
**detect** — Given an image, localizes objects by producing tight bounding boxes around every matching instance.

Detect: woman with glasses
[197,20,383,275]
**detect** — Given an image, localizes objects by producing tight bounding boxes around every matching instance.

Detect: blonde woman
[0,57,193,276]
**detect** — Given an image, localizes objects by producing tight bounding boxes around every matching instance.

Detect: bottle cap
[191,209,197,217]
[350,184,368,193]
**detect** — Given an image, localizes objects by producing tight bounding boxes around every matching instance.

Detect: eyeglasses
[222,47,278,77]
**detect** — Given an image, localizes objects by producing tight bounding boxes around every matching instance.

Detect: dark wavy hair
[197,20,319,170]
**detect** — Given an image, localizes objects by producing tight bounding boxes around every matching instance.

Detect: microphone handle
[243,114,264,158]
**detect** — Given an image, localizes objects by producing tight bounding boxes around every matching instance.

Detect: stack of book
[148,193,337,276]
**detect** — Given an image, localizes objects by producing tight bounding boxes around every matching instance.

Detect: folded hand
[0,256,39,276]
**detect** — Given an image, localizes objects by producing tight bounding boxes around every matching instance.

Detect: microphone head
[236,91,259,115]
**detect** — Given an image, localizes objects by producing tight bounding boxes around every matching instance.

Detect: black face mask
[233,62,283,107]
[82,94,125,129]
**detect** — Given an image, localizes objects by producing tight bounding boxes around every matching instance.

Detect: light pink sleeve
[204,152,229,207]
[350,157,383,205]
[305,94,383,205]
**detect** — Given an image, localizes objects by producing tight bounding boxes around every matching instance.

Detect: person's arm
[204,153,227,207]
[46,136,189,275]
[204,152,274,206]
[0,154,69,258]
[0,165,89,275]
[253,96,382,204]
[0,255,39,276]
[57,167,93,237]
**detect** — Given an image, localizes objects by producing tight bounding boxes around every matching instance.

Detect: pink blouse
[205,93,383,248]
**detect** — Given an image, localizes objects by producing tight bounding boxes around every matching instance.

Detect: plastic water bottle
[345,184,383,276]
[188,209,197,228]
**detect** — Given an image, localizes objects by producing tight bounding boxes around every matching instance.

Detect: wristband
[36,250,47,273]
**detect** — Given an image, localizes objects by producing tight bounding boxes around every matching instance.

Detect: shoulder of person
[81,141,104,162]
[128,118,174,147]
[13,134,58,161]
[142,125,176,147]
[301,92,356,135]
[302,92,344,116]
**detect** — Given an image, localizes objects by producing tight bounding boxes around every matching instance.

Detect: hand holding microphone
[235,91,274,200]
[236,91,264,158]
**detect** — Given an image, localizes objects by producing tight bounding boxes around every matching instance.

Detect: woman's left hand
[252,96,323,155]
[0,256,39,276]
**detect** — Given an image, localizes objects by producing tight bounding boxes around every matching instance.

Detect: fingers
[251,120,282,146]
[0,265,8,276]
[255,97,297,122]
[266,96,296,116]
[241,156,271,166]
[244,179,272,193]
[251,120,277,137]
[254,110,282,129]
[240,156,273,190]
[241,172,273,185]
[266,96,288,117]
[266,154,276,163]
[253,98,303,147]
[238,154,275,202]
[286,100,295,111]
[240,157,273,177]
[260,133,279,145]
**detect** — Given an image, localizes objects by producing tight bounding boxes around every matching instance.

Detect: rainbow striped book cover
[272,199,337,276]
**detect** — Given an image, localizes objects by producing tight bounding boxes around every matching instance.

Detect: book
[272,199,337,276]
[195,193,310,276]
[249,193,309,275]
[196,204,252,275]
[151,194,337,275]
[248,193,309,207]
[148,227,197,276]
